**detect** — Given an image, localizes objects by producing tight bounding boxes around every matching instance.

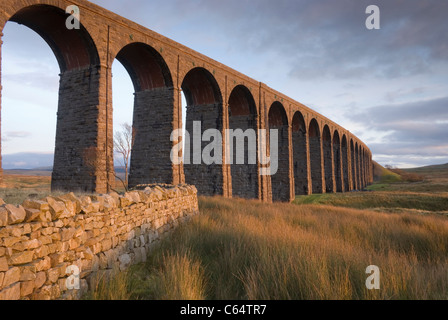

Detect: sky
[1,0,447,169]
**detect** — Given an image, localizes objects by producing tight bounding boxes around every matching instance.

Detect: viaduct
[0,0,373,203]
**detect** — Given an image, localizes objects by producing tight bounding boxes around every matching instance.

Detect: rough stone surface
[0,185,198,300]
[5,205,26,225]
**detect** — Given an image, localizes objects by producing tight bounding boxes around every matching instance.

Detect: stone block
[35,271,46,289]
[0,207,8,227]
[24,208,41,223]
[0,257,8,272]
[3,267,20,288]
[0,282,21,300]
[21,280,35,297]
[5,204,26,225]
[9,251,34,266]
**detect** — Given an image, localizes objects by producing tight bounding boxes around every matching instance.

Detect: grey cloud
[89,1,448,81]
[369,141,448,158]
[350,96,448,125]
[349,96,448,161]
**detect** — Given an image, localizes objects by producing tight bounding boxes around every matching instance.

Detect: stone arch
[114,42,173,91]
[322,125,334,193]
[112,42,177,187]
[228,85,258,199]
[7,4,100,72]
[181,67,224,196]
[1,4,108,193]
[341,135,349,192]
[309,119,323,194]
[333,130,343,192]
[268,102,290,202]
[292,111,309,195]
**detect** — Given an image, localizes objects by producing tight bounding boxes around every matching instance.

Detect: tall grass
[89,196,448,300]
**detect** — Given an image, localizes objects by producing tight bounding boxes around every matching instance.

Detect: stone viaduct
[0,0,373,203]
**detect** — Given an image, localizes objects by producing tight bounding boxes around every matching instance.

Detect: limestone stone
[35,271,46,289]
[34,257,51,272]
[0,282,21,300]
[47,268,60,284]
[23,200,50,212]
[3,267,20,288]
[38,211,52,223]
[24,208,41,223]
[23,239,41,250]
[9,251,34,266]
[58,193,82,214]
[60,228,76,241]
[20,265,37,281]
[46,197,67,216]
[0,257,8,272]
[0,207,8,227]
[5,204,26,225]
[34,245,49,259]
[21,280,35,297]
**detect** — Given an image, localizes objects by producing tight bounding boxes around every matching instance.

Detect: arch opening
[341,135,349,192]
[112,42,176,188]
[355,143,361,190]
[350,140,357,190]
[9,4,99,72]
[322,125,333,193]
[333,131,342,192]
[292,111,308,195]
[309,119,323,194]
[268,102,290,202]
[182,67,223,196]
[228,85,258,199]
[2,4,104,193]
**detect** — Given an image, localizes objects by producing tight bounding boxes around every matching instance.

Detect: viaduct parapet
[0,0,373,202]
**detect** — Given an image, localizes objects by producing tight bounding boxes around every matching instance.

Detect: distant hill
[2,152,54,170]
[405,163,448,172]
[2,152,127,171]
[372,161,402,183]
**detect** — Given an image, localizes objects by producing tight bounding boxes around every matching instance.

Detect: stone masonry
[0,0,374,202]
[0,184,199,300]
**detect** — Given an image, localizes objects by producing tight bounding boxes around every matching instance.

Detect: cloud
[348,96,448,160]
[4,131,32,139]
[89,0,448,82]
[349,96,448,127]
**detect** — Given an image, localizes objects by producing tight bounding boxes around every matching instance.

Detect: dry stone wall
[0,184,199,300]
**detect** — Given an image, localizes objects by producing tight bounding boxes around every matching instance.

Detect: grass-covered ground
[87,162,448,300]
[87,195,448,300]
[1,164,447,300]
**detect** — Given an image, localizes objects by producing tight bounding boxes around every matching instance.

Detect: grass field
[85,164,448,300]
[87,196,448,300]
[1,164,447,300]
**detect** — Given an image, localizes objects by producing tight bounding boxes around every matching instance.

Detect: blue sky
[1,0,447,168]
